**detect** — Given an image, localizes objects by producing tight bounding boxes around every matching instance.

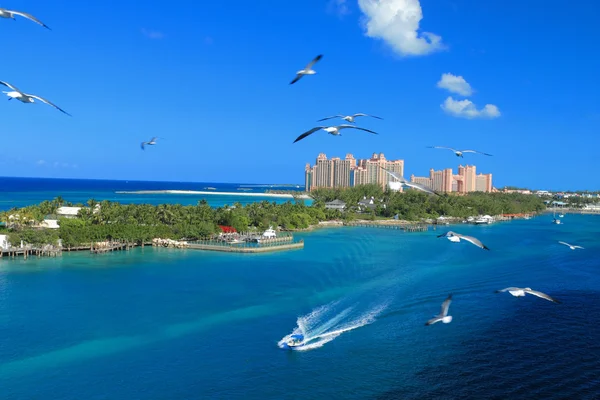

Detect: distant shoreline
[115,190,312,199]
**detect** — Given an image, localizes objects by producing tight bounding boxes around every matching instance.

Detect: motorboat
[283,334,305,349]
[474,216,493,225]
[203,187,216,190]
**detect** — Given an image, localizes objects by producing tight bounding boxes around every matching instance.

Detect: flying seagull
[290,54,323,85]
[317,113,383,123]
[293,124,377,143]
[495,287,560,304]
[427,146,492,158]
[425,294,453,326]
[378,166,441,196]
[141,137,160,150]
[0,80,70,116]
[437,231,490,250]
[0,8,50,29]
[558,241,584,250]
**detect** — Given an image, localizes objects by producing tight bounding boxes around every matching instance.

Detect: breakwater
[187,238,304,253]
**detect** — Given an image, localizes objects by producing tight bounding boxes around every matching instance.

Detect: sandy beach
[115,190,312,199]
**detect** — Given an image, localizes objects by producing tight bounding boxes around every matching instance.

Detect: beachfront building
[325,200,346,211]
[304,152,404,191]
[57,206,82,218]
[410,165,493,194]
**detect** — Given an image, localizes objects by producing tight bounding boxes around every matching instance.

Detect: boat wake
[278,299,388,351]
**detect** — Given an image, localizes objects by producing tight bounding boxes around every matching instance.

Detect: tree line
[0,189,546,248]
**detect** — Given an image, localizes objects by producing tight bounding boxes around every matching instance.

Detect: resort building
[304,152,404,191]
[410,165,493,193]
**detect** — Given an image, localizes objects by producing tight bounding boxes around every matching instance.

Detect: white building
[325,200,346,211]
[56,207,82,218]
[0,234,9,250]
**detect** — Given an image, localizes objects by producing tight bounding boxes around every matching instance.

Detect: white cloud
[328,0,351,16]
[357,0,445,56]
[36,159,46,165]
[441,96,501,119]
[141,28,165,39]
[437,73,473,96]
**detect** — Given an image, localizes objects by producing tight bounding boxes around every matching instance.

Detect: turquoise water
[0,177,308,210]
[0,214,599,398]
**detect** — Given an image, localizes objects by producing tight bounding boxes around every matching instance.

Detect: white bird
[379,166,441,196]
[427,146,492,158]
[0,80,70,116]
[437,231,490,250]
[425,294,453,326]
[558,241,584,250]
[317,113,383,123]
[0,8,50,29]
[293,124,377,143]
[290,55,323,85]
[141,137,160,150]
[495,287,560,304]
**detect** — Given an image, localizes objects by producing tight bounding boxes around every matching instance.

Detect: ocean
[0,177,307,211]
[0,205,598,399]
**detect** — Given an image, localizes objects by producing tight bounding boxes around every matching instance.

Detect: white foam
[278,300,389,351]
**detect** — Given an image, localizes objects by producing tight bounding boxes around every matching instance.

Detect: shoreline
[115,190,312,199]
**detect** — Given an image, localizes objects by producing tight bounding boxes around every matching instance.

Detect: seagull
[558,241,584,250]
[290,55,323,85]
[425,294,453,326]
[293,124,377,143]
[141,137,160,150]
[427,146,492,158]
[0,80,70,115]
[437,231,489,250]
[378,166,441,196]
[0,8,50,29]
[495,287,560,304]
[317,113,383,123]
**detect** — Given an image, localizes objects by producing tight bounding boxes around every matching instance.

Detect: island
[0,185,548,259]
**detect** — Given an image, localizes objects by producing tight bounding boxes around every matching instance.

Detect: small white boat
[282,334,305,349]
[204,187,216,190]
[559,214,564,218]
[474,216,493,225]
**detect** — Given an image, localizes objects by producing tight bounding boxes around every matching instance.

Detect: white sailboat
[552,203,561,224]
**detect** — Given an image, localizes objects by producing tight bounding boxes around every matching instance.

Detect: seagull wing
[573,245,584,249]
[11,10,51,29]
[436,231,455,238]
[378,166,405,182]
[293,127,323,143]
[495,287,521,293]
[461,150,493,156]
[404,180,441,196]
[28,94,71,116]
[150,137,159,142]
[317,115,344,122]
[558,241,571,247]
[524,289,561,304]
[0,80,21,92]
[440,294,452,316]
[425,316,442,326]
[352,113,383,120]
[337,124,378,134]
[456,233,489,250]
[141,142,146,150]
[427,146,457,153]
[305,54,323,70]
[290,74,303,85]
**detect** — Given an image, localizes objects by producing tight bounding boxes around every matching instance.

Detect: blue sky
[1,0,598,190]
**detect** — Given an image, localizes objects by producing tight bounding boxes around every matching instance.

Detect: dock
[187,239,304,253]
[0,245,62,259]
[343,222,431,232]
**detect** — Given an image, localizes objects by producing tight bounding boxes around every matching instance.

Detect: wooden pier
[0,245,62,259]
[90,241,135,254]
[187,239,304,253]
[343,222,431,232]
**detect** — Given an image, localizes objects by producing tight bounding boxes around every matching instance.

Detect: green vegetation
[0,189,546,249]
[311,184,546,219]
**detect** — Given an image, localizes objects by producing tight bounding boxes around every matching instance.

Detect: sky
[1,0,599,190]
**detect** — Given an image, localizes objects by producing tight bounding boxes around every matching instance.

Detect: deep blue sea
[0,208,599,399]
[0,177,307,210]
